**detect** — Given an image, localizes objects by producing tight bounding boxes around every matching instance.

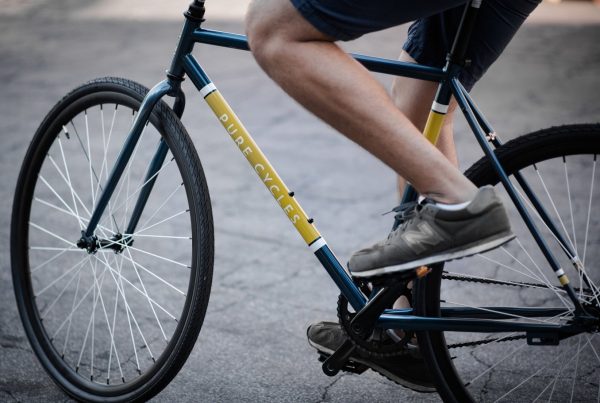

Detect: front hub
[76,232,133,254]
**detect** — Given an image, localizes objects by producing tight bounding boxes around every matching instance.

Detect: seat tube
[400,80,453,205]
[447,0,482,67]
[423,80,453,146]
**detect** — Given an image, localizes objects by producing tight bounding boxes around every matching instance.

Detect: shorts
[290,0,541,90]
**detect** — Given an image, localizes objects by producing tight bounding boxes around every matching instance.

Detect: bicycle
[10,0,600,401]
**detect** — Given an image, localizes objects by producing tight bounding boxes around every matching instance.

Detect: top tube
[190,29,447,82]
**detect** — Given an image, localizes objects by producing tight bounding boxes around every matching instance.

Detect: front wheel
[416,124,600,402]
[11,77,214,402]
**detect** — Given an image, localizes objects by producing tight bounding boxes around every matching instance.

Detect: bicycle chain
[447,335,527,349]
[442,271,591,295]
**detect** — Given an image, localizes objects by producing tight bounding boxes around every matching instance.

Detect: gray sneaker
[307,321,436,393]
[349,186,514,278]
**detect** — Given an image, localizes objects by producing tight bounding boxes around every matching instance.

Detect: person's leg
[393,0,541,198]
[391,51,459,199]
[246,0,476,204]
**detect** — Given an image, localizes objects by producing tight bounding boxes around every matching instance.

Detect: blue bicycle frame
[78,0,591,340]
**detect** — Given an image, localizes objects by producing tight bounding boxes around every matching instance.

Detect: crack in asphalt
[316,373,346,403]
[0,343,30,353]
[0,334,29,353]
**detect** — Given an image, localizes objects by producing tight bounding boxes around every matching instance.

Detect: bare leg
[246,0,477,204]
[391,51,460,199]
[390,52,461,317]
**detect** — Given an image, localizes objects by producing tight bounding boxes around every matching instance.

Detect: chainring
[337,287,415,358]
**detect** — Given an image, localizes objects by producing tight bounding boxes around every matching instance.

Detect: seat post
[446,0,482,69]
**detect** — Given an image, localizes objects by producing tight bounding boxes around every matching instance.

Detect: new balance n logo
[400,222,445,254]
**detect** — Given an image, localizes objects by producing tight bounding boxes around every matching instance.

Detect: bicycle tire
[415,123,600,402]
[11,77,214,402]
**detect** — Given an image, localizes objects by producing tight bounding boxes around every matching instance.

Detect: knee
[246,0,286,66]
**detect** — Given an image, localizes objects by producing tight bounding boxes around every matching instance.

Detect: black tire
[415,124,600,402]
[11,77,214,402]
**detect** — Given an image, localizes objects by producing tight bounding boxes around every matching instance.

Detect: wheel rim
[422,130,600,402]
[19,92,198,393]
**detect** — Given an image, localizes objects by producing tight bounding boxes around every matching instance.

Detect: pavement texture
[1,1,600,402]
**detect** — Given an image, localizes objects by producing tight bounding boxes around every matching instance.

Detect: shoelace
[385,201,422,234]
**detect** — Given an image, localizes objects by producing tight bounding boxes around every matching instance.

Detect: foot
[307,321,436,393]
[349,185,514,278]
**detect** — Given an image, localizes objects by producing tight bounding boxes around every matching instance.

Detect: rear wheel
[11,77,213,402]
[416,124,600,402]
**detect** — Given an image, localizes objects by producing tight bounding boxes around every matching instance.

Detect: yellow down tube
[204,88,321,245]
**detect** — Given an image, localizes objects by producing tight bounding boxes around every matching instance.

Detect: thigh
[403,0,541,90]
[289,0,468,41]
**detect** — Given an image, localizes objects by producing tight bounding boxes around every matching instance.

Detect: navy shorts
[290,0,541,90]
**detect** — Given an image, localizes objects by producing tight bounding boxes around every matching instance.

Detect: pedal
[317,352,367,375]
[320,339,358,376]
[368,265,431,286]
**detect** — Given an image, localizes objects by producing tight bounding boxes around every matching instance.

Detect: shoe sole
[308,338,436,393]
[352,232,515,278]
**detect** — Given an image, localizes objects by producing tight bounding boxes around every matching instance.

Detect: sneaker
[307,321,436,393]
[349,185,514,278]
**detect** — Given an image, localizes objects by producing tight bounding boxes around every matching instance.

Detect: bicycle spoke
[132,234,191,240]
[69,120,103,202]
[124,248,169,341]
[134,210,188,236]
[30,246,82,252]
[118,252,186,296]
[466,341,528,387]
[582,155,596,267]
[62,269,83,357]
[100,252,155,363]
[92,254,176,321]
[40,261,84,319]
[75,265,108,375]
[35,255,88,297]
[34,197,114,237]
[513,238,572,309]
[493,343,579,402]
[29,221,77,248]
[109,156,175,218]
[476,253,551,287]
[58,133,85,230]
[543,341,580,402]
[127,245,190,269]
[112,254,143,374]
[52,269,103,341]
[534,164,577,253]
[570,336,584,402]
[563,157,578,254]
[107,272,121,383]
[31,245,77,273]
[137,181,183,232]
[88,258,124,383]
[84,111,96,208]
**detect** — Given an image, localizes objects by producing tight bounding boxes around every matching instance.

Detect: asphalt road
[1,1,600,402]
